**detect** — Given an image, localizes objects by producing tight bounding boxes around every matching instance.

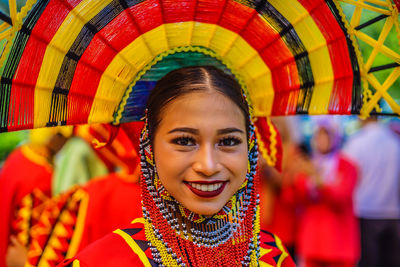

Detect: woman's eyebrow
[168,127,199,134]
[217,128,244,135]
[167,127,244,135]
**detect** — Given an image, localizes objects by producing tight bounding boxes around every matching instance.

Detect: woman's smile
[184,181,227,198]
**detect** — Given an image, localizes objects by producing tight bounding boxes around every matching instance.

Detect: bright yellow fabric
[21,145,52,172]
[113,229,152,267]
[259,247,273,267]
[66,190,89,258]
[268,0,334,114]
[274,234,289,267]
[34,0,113,128]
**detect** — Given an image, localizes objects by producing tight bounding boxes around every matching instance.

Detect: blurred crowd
[0,116,399,267]
[0,122,144,267]
[260,116,400,267]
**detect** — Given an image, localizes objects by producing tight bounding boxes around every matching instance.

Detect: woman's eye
[172,137,196,146]
[218,137,241,146]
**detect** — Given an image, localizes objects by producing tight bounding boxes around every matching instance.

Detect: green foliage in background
[0,0,26,13]
[340,2,400,113]
[0,130,28,164]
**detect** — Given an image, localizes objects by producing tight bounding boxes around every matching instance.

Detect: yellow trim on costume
[251,204,261,265]
[144,218,179,266]
[274,234,289,267]
[89,21,273,124]
[131,217,146,224]
[259,247,273,267]
[268,0,334,114]
[67,189,89,258]
[72,260,81,267]
[15,193,33,247]
[21,145,52,171]
[33,0,113,128]
[113,229,153,267]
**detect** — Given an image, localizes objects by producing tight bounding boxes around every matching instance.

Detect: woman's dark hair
[146,66,250,141]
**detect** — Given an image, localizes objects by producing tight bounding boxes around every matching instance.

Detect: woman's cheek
[223,151,248,176]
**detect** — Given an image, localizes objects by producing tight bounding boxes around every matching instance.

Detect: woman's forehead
[158,91,246,131]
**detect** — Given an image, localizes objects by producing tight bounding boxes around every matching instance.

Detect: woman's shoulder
[259,229,296,266]
[60,218,156,267]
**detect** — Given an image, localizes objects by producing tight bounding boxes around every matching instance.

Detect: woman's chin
[180,200,226,216]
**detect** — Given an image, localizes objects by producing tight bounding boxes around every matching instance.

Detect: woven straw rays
[0,0,398,132]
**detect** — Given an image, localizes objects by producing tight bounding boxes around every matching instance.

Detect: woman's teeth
[188,182,223,192]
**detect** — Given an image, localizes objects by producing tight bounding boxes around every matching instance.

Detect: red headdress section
[254,117,283,172]
[74,122,143,176]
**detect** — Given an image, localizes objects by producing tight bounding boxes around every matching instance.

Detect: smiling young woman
[153,90,249,216]
[61,66,295,266]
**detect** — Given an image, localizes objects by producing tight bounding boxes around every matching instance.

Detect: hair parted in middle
[145,66,250,142]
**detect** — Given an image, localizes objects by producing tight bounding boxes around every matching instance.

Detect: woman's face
[153,90,248,216]
[314,127,332,154]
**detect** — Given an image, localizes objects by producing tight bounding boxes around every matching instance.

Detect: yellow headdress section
[29,126,73,146]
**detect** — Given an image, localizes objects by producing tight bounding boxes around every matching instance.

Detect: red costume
[0,145,53,267]
[295,155,359,265]
[26,122,143,267]
[60,218,295,267]
[27,172,142,267]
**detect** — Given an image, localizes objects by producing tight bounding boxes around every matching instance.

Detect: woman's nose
[192,144,220,176]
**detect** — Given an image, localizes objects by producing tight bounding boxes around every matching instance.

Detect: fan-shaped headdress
[0,0,399,134]
[0,0,399,265]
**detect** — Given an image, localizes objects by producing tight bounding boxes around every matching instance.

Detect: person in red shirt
[24,122,144,267]
[294,117,359,267]
[0,128,70,267]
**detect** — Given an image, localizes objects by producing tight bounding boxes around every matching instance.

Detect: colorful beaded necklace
[139,113,261,266]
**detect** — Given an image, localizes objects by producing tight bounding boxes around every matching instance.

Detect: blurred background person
[51,124,111,195]
[0,127,71,267]
[22,122,143,267]
[258,117,301,261]
[343,117,400,267]
[294,117,359,267]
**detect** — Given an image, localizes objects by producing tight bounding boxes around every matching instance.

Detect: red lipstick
[184,181,227,198]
